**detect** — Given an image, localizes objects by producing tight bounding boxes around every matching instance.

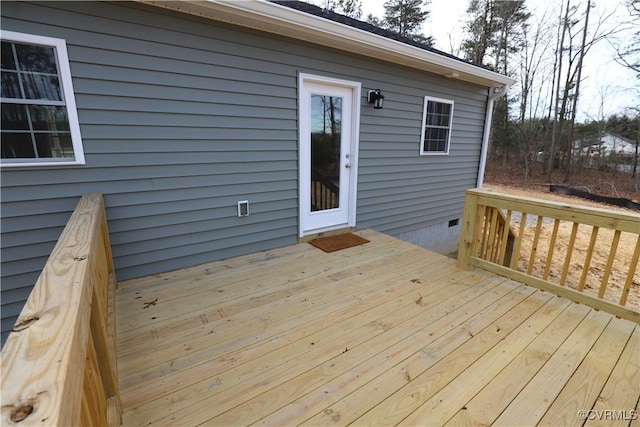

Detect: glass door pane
[310,94,342,211]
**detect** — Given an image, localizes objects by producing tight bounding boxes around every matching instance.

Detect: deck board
[116,230,639,426]
[539,317,637,427]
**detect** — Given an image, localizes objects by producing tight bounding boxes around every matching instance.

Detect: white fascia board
[141,0,515,88]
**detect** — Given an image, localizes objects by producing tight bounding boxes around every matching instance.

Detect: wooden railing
[458,188,640,323]
[311,168,339,211]
[479,206,517,267]
[1,194,121,426]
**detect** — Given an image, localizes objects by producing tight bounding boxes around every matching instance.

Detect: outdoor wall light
[367,89,385,109]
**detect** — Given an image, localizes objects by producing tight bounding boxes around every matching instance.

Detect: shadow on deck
[116,229,639,426]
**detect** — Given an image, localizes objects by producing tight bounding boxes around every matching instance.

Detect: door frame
[298,73,361,237]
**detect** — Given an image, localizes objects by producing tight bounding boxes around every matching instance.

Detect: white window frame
[419,96,454,156]
[1,30,85,167]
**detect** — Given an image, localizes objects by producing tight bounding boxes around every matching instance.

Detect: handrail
[311,168,339,211]
[1,194,121,426]
[458,188,640,323]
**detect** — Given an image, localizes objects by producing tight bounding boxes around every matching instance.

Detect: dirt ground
[482,163,640,311]
[484,158,639,202]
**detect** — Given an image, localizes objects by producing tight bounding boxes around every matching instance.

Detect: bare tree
[563,0,592,181]
[612,0,640,75]
[547,0,618,180]
[547,0,571,179]
[610,0,640,184]
[516,9,555,184]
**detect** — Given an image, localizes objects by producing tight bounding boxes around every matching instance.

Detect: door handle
[345,163,351,168]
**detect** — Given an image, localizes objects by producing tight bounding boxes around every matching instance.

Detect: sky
[312,0,639,122]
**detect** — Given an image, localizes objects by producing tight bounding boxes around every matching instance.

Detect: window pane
[1,103,30,130]
[310,94,342,211]
[1,71,22,98]
[427,101,451,127]
[1,42,17,70]
[15,43,58,74]
[424,128,433,140]
[423,127,448,152]
[1,132,36,158]
[437,128,449,142]
[34,133,74,158]
[433,113,447,127]
[428,139,446,152]
[426,111,437,126]
[430,102,450,116]
[22,73,62,100]
[29,105,70,131]
[438,104,451,126]
[425,127,442,142]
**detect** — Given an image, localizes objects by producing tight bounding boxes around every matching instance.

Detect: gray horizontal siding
[0,1,490,344]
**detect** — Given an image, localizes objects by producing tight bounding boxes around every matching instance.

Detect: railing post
[0,193,121,426]
[458,190,479,269]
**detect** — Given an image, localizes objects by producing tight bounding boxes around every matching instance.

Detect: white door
[298,74,361,237]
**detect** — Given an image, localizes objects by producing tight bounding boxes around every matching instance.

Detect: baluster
[578,226,599,292]
[527,216,544,275]
[510,212,527,270]
[599,230,621,298]
[559,222,579,286]
[487,208,499,261]
[620,235,640,306]
[498,210,512,266]
[543,219,561,280]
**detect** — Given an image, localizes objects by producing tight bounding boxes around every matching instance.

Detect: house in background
[580,133,638,172]
[0,0,514,343]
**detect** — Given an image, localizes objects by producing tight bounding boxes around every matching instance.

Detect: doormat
[309,233,370,253]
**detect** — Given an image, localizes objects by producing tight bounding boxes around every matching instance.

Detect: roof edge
[140,0,515,87]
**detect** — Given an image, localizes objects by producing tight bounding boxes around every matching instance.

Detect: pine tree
[462,0,529,72]
[378,0,434,46]
[365,13,383,27]
[326,0,363,19]
[462,1,529,170]
[462,0,495,67]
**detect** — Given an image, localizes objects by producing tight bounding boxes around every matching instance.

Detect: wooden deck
[116,230,639,427]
